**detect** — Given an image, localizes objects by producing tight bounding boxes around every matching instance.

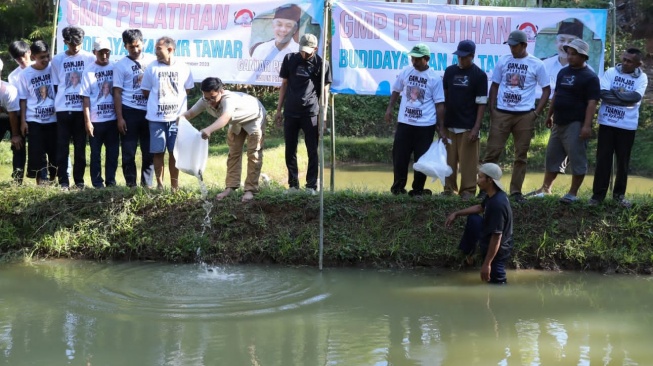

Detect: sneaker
[391,188,407,195]
[510,192,526,203]
[460,192,474,201]
[60,185,70,192]
[476,190,488,200]
[408,189,432,197]
[615,196,632,208]
[587,198,602,206]
[283,187,300,194]
[305,188,317,196]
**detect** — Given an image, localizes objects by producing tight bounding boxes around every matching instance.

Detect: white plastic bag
[413,140,452,184]
[173,117,209,179]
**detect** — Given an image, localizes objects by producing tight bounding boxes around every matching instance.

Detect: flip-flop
[559,193,578,204]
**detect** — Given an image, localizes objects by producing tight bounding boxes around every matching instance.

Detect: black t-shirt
[553,65,600,125]
[279,52,332,117]
[442,63,488,129]
[480,190,513,253]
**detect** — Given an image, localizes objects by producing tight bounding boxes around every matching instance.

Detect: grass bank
[1,184,653,274]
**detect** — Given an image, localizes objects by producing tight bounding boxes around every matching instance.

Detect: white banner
[332,1,607,95]
[58,0,326,85]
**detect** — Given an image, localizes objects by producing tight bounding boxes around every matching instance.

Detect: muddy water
[324,163,653,195]
[1,261,652,365]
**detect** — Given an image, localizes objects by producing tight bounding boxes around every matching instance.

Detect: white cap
[479,163,505,192]
[93,38,111,51]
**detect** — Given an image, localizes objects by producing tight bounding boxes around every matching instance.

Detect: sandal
[559,193,578,204]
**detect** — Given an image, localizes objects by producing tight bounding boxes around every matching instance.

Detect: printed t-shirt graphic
[80,62,115,122]
[51,51,95,111]
[491,54,548,111]
[597,68,648,130]
[113,53,155,110]
[16,65,57,123]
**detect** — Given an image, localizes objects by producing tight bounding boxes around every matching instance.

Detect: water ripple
[70,263,329,320]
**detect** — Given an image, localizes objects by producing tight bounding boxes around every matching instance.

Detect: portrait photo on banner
[533,18,602,78]
[237,3,322,84]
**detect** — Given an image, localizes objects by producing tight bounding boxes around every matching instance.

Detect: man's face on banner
[272,18,297,45]
[555,34,579,59]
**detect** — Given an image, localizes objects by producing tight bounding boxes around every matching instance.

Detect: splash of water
[196,172,216,271]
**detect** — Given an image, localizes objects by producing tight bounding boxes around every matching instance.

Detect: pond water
[1,261,652,365]
[324,164,653,195]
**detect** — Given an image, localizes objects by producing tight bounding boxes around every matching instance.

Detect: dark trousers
[592,124,636,201]
[284,115,318,189]
[120,107,153,187]
[56,111,87,187]
[391,123,436,194]
[460,214,511,284]
[89,121,119,188]
[26,122,58,180]
[0,114,26,182]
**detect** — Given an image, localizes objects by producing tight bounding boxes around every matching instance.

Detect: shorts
[545,122,588,176]
[148,121,178,154]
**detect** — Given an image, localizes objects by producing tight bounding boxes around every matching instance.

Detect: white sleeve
[141,68,153,91]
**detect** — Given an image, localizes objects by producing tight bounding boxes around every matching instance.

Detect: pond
[1,261,652,365]
[324,164,653,195]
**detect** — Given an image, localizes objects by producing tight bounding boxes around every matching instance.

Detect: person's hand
[275,111,283,127]
[117,117,127,135]
[21,122,28,136]
[545,117,553,129]
[384,110,393,124]
[444,212,457,228]
[579,125,592,140]
[469,126,480,142]
[10,135,23,150]
[85,123,94,137]
[481,262,491,282]
[200,128,211,140]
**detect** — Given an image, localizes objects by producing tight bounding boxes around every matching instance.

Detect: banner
[58,0,325,85]
[332,2,607,95]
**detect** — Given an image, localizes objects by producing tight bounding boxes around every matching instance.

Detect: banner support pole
[318,0,331,271]
[51,0,61,58]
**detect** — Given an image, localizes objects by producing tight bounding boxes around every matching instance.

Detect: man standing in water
[445,163,513,284]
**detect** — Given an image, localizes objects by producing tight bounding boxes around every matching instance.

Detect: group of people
[0,25,331,203]
[387,29,648,283]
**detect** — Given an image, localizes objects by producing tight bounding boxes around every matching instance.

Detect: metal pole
[318,0,331,271]
[330,93,336,192]
[609,2,617,191]
[50,0,61,58]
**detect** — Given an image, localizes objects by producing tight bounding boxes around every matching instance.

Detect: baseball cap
[93,38,111,51]
[300,34,318,54]
[479,163,505,191]
[563,38,590,59]
[407,44,430,58]
[504,30,528,46]
[453,40,476,57]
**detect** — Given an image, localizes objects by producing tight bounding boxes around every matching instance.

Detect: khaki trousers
[444,129,479,196]
[225,129,264,192]
[482,109,536,195]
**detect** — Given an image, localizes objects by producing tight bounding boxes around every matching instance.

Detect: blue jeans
[461,214,511,284]
[120,107,153,187]
[89,121,119,188]
[56,111,87,187]
[284,115,318,189]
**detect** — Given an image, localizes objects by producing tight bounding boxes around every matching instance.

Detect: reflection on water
[324,163,653,194]
[1,262,652,365]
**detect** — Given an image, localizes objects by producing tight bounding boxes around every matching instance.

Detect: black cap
[453,40,476,57]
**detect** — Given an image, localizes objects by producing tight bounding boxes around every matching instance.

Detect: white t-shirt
[187,90,264,135]
[113,53,156,110]
[392,66,444,126]
[0,81,20,113]
[51,50,95,112]
[8,65,31,87]
[80,62,116,122]
[240,39,298,84]
[491,54,549,111]
[597,67,649,131]
[141,59,194,122]
[16,65,57,123]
